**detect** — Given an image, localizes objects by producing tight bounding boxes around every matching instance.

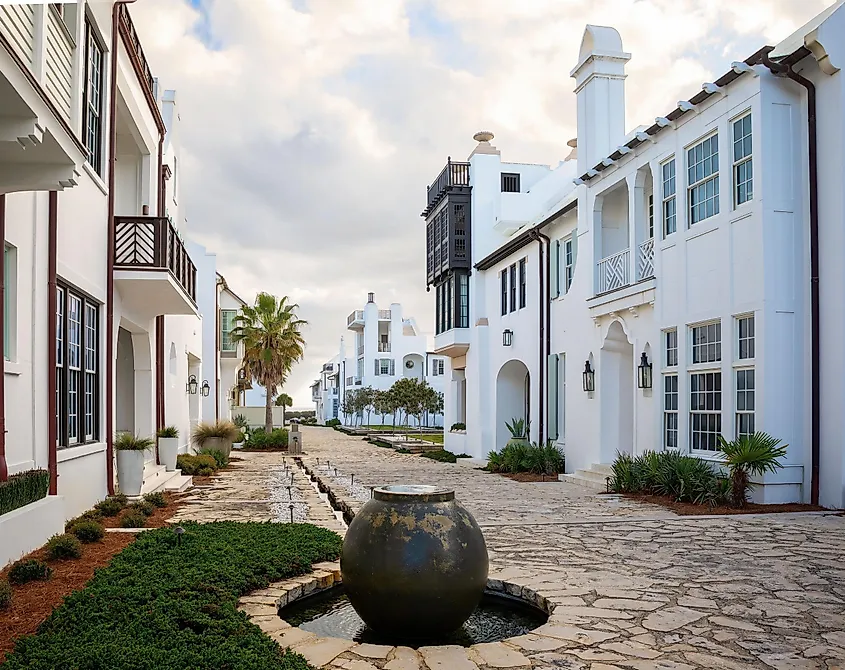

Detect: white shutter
[550,240,560,298]
[547,353,559,441]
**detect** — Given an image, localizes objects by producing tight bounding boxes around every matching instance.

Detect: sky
[129,0,834,407]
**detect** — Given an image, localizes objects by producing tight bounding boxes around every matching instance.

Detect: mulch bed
[0,492,184,663]
[500,472,561,482]
[618,493,827,515]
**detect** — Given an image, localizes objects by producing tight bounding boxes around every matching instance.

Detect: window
[433,359,445,376]
[665,329,678,367]
[736,369,755,438]
[375,359,394,376]
[221,310,237,352]
[648,193,654,239]
[501,173,520,193]
[738,315,755,359]
[56,286,99,447]
[563,238,574,293]
[509,264,517,313]
[691,321,721,364]
[664,374,679,449]
[662,159,677,236]
[517,258,526,309]
[687,134,719,225]
[332,398,338,418]
[733,114,753,206]
[500,270,507,316]
[83,22,105,175]
[690,371,721,451]
[357,357,364,379]
[4,245,16,361]
[458,273,469,328]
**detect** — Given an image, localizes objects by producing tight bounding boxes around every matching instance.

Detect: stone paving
[174,427,845,670]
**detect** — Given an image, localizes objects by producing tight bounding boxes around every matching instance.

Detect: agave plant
[113,433,155,452]
[717,432,788,507]
[505,417,528,440]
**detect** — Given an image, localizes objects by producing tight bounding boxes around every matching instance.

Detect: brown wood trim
[155,315,164,450]
[0,195,6,482]
[48,192,58,495]
[117,9,166,136]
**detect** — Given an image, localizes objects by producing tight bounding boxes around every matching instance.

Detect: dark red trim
[117,6,166,137]
[215,280,220,421]
[0,195,6,483]
[47,192,58,495]
[155,316,164,442]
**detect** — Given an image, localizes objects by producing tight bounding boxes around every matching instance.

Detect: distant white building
[313,293,447,426]
[424,1,845,508]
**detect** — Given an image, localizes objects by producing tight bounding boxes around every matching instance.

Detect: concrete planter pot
[116,450,145,497]
[507,436,529,449]
[232,442,244,450]
[158,437,179,472]
[341,485,488,638]
[199,437,231,458]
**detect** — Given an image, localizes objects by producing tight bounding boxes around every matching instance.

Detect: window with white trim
[690,371,721,451]
[221,309,237,352]
[432,359,445,376]
[648,193,654,239]
[664,374,678,449]
[509,263,517,313]
[518,258,526,309]
[83,21,105,176]
[736,369,755,438]
[662,158,676,236]
[665,328,678,367]
[563,237,574,293]
[732,113,753,206]
[56,285,100,447]
[687,134,720,225]
[500,270,507,316]
[375,359,394,376]
[737,314,755,360]
[691,321,721,364]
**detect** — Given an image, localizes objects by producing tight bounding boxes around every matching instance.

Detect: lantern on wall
[186,374,198,395]
[637,352,653,389]
[502,329,513,347]
[582,360,595,393]
[201,380,211,397]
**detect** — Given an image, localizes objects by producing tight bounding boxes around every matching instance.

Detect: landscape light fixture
[637,352,653,389]
[186,374,198,395]
[582,360,595,393]
[502,329,513,346]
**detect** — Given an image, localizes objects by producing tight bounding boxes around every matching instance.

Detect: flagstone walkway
[173,427,845,670]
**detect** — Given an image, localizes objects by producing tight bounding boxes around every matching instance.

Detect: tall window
[501,173,520,193]
[83,22,105,176]
[687,134,719,225]
[518,258,526,309]
[737,315,755,360]
[665,328,678,367]
[433,359,445,376]
[220,310,237,352]
[56,286,99,447]
[4,244,15,361]
[457,273,469,328]
[733,113,753,206]
[691,321,721,364]
[500,270,507,316]
[689,320,721,451]
[509,264,517,313]
[563,238,574,293]
[664,375,678,449]
[736,314,756,438]
[648,194,654,239]
[662,158,676,236]
[375,359,394,376]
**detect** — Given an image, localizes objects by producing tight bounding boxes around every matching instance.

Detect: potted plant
[505,417,529,448]
[156,426,179,472]
[233,414,249,449]
[115,433,154,497]
[192,420,239,458]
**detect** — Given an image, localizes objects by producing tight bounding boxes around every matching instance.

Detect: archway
[402,353,424,381]
[599,320,634,462]
[116,328,135,434]
[496,360,530,452]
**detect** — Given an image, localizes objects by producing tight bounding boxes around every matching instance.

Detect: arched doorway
[402,353,425,381]
[599,320,634,462]
[496,360,530,452]
[116,328,135,434]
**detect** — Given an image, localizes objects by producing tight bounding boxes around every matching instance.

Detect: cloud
[130,0,834,405]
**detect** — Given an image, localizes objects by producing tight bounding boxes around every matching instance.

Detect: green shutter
[547,353,559,440]
[571,232,578,281]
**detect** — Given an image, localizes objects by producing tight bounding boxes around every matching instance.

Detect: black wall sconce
[201,380,211,397]
[186,374,198,395]
[502,329,513,346]
[582,360,595,393]
[637,352,653,389]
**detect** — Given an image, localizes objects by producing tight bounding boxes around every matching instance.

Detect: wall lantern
[186,374,198,395]
[637,352,653,389]
[200,380,211,397]
[502,329,513,346]
[582,360,595,393]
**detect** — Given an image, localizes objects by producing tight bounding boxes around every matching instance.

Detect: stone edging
[237,562,557,668]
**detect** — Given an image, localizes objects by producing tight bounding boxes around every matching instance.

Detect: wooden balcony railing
[114,216,197,303]
[118,4,155,100]
[423,158,470,215]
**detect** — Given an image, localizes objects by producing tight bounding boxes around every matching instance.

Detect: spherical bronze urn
[341,485,488,639]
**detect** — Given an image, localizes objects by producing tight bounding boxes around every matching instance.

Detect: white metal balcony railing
[378,342,391,352]
[596,248,630,294]
[378,310,391,320]
[638,238,655,280]
[347,310,364,326]
[357,345,364,356]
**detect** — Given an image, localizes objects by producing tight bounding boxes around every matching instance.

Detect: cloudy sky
[131,0,833,407]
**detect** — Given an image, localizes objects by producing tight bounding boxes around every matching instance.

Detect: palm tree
[717,432,788,507]
[230,294,306,433]
[274,393,293,425]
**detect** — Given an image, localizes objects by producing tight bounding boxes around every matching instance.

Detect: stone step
[590,463,614,476]
[558,472,607,492]
[574,468,610,484]
[164,474,193,492]
[138,465,189,496]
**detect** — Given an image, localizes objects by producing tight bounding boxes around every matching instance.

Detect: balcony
[357,344,364,356]
[638,238,655,280]
[596,248,630,294]
[378,309,392,320]
[113,216,198,318]
[347,310,364,330]
[118,4,156,105]
[378,342,391,353]
[434,328,470,358]
[322,363,334,372]
[422,159,470,217]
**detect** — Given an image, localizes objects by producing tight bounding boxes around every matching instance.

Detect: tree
[274,393,293,425]
[230,293,306,433]
[360,387,376,427]
[389,378,431,433]
[717,432,788,507]
[424,388,444,427]
[372,389,392,427]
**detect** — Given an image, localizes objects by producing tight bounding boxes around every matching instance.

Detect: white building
[426,1,845,508]
[313,293,447,426]
[0,2,242,566]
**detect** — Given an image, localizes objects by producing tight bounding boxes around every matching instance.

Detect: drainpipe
[0,195,6,482]
[106,0,138,495]
[215,276,223,422]
[538,231,551,444]
[47,192,58,494]
[760,49,820,505]
[532,231,546,445]
[154,106,166,442]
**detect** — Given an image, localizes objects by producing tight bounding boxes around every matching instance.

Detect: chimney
[367,292,375,303]
[570,26,630,175]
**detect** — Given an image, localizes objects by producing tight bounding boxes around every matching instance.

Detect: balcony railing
[638,238,655,280]
[378,309,392,320]
[357,344,364,356]
[347,310,364,326]
[596,248,630,294]
[423,158,470,215]
[378,342,391,352]
[114,216,197,303]
[118,4,155,100]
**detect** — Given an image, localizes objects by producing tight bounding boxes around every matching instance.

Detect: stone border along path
[174,428,845,669]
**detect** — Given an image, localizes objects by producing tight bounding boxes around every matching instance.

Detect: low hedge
[244,428,288,450]
[4,522,343,670]
[0,469,49,517]
[177,454,218,476]
[325,418,341,427]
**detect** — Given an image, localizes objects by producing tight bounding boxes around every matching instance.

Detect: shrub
[245,428,288,450]
[111,493,129,506]
[396,447,411,454]
[114,433,155,451]
[8,559,53,585]
[455,453,472,458]
[192,420,239,448]
[233,430,246,444]
[120,511,147,528]
[325,418,341,427]
[450,422,466,431]
[420,449,457,463]
[0,469,49,517]
[128,501,155,517]
[0,580,10,610]
[70,520,105,544]
[143,492,167,508]
[65,509,102,532]
[45,534,83,560]
[3,522,342,669]
[156,425,179,438]
[485,442,563,475]
[718,432,788,507]
[199,448,229,468]
[177,454,218,476]
[94,498,125,517]
[609,450,728,505]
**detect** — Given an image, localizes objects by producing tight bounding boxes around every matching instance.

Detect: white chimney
[570,26,631,175]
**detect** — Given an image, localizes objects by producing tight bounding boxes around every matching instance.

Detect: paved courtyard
[174,427,845,669]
